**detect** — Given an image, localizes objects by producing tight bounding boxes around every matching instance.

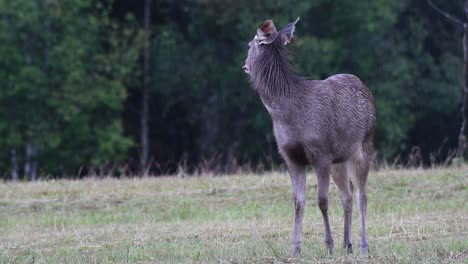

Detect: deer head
[242,17,300,74]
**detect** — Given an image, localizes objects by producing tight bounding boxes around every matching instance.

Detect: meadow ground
[0,167,467,263]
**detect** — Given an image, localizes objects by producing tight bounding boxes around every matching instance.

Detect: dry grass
[0,167,467,263]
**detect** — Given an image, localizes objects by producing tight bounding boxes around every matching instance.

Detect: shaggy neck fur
[250,39,301,97]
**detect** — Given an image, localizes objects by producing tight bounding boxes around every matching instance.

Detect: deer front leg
[287,162,306,257]
[317,160,334,254]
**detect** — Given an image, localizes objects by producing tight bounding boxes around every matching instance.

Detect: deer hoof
[360,243,369,255]
[345,243,353,254]
[290,244,301,257]
[325,240,334,254]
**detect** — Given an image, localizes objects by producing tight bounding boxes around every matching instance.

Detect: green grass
[0,167,467,263]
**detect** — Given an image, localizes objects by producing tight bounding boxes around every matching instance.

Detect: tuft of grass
[0,167,467,263]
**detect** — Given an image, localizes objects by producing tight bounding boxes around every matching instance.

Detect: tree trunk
[11,149,18,181]
[30,144,38,181]
[24,143,37,181]
[24,143,31,180]
[141,0,152,172]
[458,0,468,158]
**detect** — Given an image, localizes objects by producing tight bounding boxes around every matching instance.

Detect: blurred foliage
[0,0,464,177]
[140,0,462,169]
[0,0,141,175]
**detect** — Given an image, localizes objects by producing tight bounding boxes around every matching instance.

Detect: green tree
[0,0,141,177]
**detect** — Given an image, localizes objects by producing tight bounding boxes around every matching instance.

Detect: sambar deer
[243,18,376,256]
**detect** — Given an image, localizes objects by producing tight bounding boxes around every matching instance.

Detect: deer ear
[279,17,300,45]
[257,20,277,45]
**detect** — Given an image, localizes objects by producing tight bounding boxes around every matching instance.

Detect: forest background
[0,0,466,178]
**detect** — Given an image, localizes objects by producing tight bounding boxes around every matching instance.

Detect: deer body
[263,75,374,165]
[243,18,376,256]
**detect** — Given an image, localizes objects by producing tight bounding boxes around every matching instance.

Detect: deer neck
[251,45,301,98]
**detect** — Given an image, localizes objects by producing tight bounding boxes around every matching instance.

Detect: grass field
[0,167,467,263]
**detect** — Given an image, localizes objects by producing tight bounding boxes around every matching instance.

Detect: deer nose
[242,65,248,73]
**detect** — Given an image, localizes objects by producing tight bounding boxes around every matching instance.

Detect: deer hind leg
[348,144,372,255]
[331,163,353,254]
[316,159,334,254]
[286,161,307,257]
